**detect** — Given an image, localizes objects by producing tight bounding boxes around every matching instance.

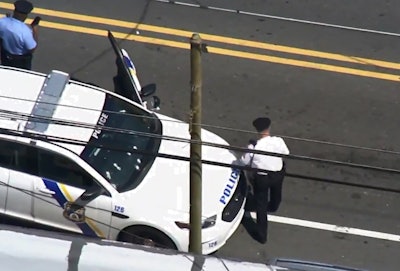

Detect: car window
[80,93,162,192]
[0,139,14,167]
[0,138,95,190]
[0,138,37,175]
[37,149,94,190]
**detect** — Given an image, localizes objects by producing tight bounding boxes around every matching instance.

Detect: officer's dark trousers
[1,48,32,70]
[253,170,284,243]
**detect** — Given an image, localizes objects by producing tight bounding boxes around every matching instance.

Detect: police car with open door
[0,31,246,254]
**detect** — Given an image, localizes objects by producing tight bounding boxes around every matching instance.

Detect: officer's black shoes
[255,233,267,244]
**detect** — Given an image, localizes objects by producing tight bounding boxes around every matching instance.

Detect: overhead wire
[0,117,399,258]
[0,109,399,255]
[2,107,400,176]
[0,5,197,256]
[0,180,61,208]
[1,93,399,156]
[198,124,400,156]
[0,129,399,253]
[0,125,399,194]
[1,1,397,257]
[0,178,174,249]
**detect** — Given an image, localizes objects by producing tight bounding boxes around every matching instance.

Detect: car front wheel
[118,226,177,251]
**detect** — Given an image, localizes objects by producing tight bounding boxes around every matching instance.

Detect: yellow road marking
[1,10,400,81]
[59,183,105,238]
[11,18,398,82]
[1,2,400,70]
[208,47,400,81]
[40,19,190,49]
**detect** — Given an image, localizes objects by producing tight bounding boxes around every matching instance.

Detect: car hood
[122,114,240,221]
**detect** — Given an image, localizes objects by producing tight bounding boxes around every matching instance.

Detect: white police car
[0,32,246,254]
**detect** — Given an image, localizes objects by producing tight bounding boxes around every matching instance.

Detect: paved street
[1,1,400,270]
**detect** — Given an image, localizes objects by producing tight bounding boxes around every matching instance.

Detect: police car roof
[0,66,144,155]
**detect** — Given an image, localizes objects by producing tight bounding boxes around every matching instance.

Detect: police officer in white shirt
[241,117,289,244]
[0,0,38,70]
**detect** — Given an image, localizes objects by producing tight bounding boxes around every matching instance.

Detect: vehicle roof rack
[25,70,70,132]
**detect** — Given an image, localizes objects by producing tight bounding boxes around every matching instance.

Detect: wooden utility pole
[189,33,203,254]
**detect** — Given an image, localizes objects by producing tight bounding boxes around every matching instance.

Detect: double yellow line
[1,2,400,82]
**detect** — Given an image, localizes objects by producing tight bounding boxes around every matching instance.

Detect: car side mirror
[141,83,157,97]
[80,185,105,202]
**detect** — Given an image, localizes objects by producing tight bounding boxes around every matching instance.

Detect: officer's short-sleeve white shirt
[241,136,289,172]
[0,16,36,55]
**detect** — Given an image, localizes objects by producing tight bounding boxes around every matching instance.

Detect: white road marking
[155,0,400,37]
[250,212,400,242]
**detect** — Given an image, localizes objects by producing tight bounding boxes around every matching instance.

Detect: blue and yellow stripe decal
[42,179,105,238]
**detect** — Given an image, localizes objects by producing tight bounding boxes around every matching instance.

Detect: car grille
[221,172,247,222]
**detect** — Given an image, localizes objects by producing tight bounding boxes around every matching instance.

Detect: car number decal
[114,205,125,213]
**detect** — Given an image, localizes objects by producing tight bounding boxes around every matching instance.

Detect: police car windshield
[80,93,162,192]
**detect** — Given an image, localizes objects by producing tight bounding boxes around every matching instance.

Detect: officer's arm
[32,25,38,42]
[24,26,38,53]
[240,144,254,166]
[29,25,38,52]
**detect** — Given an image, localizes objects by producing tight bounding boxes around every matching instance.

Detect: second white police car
[0,32,246,254]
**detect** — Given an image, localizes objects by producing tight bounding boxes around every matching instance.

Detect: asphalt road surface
[1,1,400,270]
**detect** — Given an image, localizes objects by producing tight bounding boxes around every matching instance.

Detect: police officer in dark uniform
[0,0,38,70]
[240,117,289,243]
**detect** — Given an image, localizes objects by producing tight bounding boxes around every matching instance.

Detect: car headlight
[202,215,217,229]
[175,215,217,229]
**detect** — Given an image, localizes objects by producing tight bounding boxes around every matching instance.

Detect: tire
[209,250,219,255]
[118,226,177,250]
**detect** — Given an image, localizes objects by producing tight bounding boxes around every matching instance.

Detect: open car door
[108,31,159,109]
